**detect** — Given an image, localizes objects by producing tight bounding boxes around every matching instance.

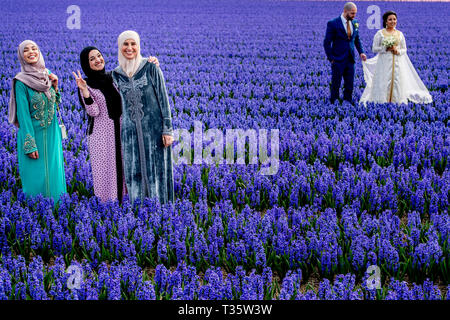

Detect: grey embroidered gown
[112,60,174,204]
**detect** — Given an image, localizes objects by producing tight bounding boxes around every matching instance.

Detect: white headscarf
[117,30,143,77]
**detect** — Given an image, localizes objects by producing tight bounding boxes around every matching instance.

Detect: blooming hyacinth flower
[279,270,302,300]
[378,239,400,273]
[24,256,47,300]
[154,264,169,296]
[240,270,264,300]
[14,282,27,300]
[317,274,362,300]
[157,238,169,263]
[198,267,224,300]
[0,266,12,300]
[48,256,73,300]
[385,279,414,300]
[421,278,443,300]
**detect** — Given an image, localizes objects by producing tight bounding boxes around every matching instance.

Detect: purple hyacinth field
[0,0,448,301]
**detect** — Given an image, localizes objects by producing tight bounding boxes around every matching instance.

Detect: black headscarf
[78,46,122,121]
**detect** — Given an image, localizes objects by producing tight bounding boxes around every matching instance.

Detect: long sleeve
[372,31,386,54]
[15,80,37,154]
[398,32,407,56]
[151,65,173,136]
[78,87,100,117]
[355,30,364,55]
[323,20,335,62]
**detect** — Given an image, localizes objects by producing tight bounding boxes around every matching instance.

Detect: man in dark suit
[324,2,367,104]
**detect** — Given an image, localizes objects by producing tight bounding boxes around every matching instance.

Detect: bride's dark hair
[383,11,397,28]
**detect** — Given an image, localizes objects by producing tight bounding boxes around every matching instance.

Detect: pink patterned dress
[80,86,126,202]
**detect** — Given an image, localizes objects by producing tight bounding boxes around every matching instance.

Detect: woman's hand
[72,70,90,98]
[48,73,58,90]
[162,135,173,148]
[391,46,399,55]
[148,56,160,68]
[386,46,399,55]
[27,150,39,159]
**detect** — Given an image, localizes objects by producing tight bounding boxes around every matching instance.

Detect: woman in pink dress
[73,46,126,203]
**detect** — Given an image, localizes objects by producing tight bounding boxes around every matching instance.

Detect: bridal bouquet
[382,36,397,49]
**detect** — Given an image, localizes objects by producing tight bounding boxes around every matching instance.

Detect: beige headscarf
[8,40,52,127]
[117,30,143,77]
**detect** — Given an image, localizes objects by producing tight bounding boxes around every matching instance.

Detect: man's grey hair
[344,2,357,11]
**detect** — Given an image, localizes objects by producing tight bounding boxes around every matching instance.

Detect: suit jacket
[323,17,364,63]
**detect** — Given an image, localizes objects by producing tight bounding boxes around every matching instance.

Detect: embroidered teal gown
[15,79,67,201]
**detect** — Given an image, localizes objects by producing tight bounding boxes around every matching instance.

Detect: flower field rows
[0,0,448,300]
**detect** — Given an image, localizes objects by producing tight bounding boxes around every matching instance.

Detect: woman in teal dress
[8,40,67,201]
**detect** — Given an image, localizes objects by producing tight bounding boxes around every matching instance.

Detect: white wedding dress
[360,29,432,105]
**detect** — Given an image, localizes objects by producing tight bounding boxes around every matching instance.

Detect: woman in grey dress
[112,30,174,205]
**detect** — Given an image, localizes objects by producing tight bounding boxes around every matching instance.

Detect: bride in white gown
[360,11,432,105]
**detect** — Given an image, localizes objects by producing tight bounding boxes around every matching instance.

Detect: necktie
[347,20,351,39]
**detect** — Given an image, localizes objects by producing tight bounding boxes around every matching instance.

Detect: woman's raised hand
[72,70,88,90]
[148,56,160,68]
[72,70,90,97]
[48,73,59,90]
